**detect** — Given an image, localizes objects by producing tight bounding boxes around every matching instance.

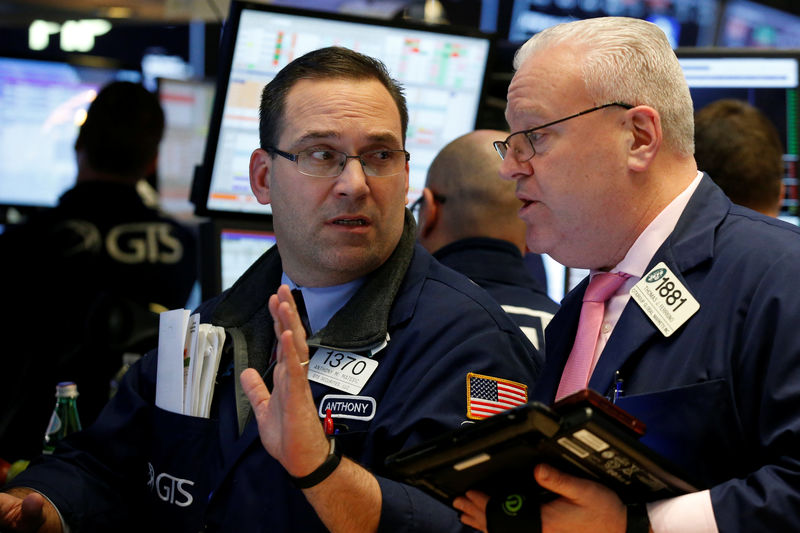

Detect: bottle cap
[55,382,79,398]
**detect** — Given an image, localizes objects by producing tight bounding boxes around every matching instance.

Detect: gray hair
[513,17,694,156]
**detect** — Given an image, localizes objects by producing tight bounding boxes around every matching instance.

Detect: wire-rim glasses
[493,102,634,162]
[267,146,410,178]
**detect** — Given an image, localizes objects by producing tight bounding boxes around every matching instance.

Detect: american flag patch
[467,373,528,420]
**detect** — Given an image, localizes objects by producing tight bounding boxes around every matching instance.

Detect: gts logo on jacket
[147,462,195,507]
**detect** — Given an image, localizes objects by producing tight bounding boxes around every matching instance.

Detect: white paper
[155,308,191,414]
[182,313,201,415]
[196,324,226,418]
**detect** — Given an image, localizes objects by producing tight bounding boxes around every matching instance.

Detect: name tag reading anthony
[307,349,378,395]
[630,262,700,337]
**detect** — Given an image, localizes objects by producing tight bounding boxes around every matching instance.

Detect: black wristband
[626,503,651,533]
[289,437,342,489]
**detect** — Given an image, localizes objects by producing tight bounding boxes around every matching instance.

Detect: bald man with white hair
[416,129,559,352]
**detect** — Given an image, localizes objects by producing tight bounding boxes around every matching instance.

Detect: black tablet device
[384,390,700,504]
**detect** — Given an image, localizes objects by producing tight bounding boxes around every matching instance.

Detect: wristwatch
[289,437,342,489]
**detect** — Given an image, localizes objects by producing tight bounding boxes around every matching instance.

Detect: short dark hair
[75,81,164,180]
[694,99,784,213]
[258,46,408,150]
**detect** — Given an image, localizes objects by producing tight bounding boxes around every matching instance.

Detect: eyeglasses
[267,146,410,178]
[493,102,633,162]
[409,192,447,222]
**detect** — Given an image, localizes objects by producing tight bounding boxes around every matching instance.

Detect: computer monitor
[156,77,216,218]
[505,0,720,48]
[717,0,800,48]
[193,1,493,219]
[270,0,407,19]
[677,48,800,223]
[0,56,141,212]
[199,219,277,298]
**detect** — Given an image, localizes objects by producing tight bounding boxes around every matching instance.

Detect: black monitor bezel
[674,46,800,150]
[155,76,217,216]
[198,217,277,299]
[191,0,497,222]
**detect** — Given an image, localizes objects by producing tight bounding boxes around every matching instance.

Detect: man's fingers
[269,286,309,365]
[464,490,490,511]
[535,463,607,504]
[19,493,46,531]
[276,284,296,311]
[458,512,487,533]
[0,491,47,532]
[241,368,271,414]
[275,330,310,372]
[268,293,284,336]
[453,490,489,533]
[277,305,308,362]
[535,464,576,498]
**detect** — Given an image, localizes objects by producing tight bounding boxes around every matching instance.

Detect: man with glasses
[454,16,800,533]
[415,129,559,353]
[1,47,539,532]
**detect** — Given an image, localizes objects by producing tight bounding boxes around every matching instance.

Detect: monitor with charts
[0,56,141,213]
[157,77,216,218]
[677,49,800,224]
[199,219,277,298]
[193,1,493,219]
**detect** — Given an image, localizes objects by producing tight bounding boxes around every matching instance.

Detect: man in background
[694,98,785,217]
[415,129,559,352]
[0,81,197,463]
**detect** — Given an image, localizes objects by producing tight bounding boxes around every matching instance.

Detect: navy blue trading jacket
[433,237,559,352]
[538,175,800,532]
[8,215,541,532]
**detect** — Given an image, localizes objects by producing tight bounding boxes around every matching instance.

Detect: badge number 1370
[307,349,379,395]
[630,262,700,337]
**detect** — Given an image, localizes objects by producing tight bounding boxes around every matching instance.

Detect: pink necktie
[555,272,630,401]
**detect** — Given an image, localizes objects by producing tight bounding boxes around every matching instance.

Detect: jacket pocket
[143,406,220,531]
[617,379,744,487]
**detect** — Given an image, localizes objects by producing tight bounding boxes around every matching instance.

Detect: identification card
[307,348,379,395]
[630,262,700,337]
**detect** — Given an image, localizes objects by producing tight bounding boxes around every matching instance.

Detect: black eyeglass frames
[267,146,410,178]
[493,102,634,162]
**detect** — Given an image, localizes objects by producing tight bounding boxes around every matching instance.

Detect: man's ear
[404,160,410,206]
[249,148,272,205]
[418,187,439,239]
[626,106,662,172]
